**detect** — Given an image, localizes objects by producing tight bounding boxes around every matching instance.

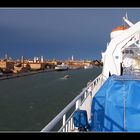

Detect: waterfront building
[13,63,30,73]
[0,60,14,73]
[29,63,45,70]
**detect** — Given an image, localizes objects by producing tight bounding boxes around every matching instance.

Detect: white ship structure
[41,16,140,132]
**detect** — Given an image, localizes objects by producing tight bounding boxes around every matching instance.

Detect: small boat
[63,75,70,79]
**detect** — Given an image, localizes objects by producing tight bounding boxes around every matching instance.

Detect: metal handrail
[41,73,102,132]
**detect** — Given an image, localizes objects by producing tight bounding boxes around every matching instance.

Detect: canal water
[0,68,102,131]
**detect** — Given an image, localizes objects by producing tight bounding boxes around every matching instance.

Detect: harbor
[0,55,102,80]
[1,8,140,132]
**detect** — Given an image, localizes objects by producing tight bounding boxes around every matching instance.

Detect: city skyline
[0,8,140,60]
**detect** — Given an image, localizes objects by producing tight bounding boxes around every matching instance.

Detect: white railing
[41,73,103,132]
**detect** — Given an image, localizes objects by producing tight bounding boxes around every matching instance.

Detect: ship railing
[40,73,103,132]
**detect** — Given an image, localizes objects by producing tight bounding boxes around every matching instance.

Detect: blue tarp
[90,75,140,132]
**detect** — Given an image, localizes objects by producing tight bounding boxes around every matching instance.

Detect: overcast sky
[0,8,140,60]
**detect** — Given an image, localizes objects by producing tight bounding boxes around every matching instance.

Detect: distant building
[0,61,14,73]
[5,54,8,60]
[34,57,37,63]
[41,56,44,63]
[72,55,74,61]
[29,63,45,70]
[93,60,103,66]
[21,56,24,63]
[13,63,30,73]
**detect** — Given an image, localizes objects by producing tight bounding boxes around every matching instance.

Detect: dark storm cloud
[0,8,140,60]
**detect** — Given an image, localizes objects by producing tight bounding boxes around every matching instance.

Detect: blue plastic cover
[90,74,140,132]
